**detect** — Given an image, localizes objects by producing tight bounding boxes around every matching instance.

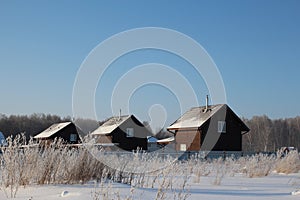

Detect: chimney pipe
[119,109,121,120]
[205,95,209,111]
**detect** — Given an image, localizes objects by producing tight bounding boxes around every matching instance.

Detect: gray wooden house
[167,104,249,151]
[91,115,152,151]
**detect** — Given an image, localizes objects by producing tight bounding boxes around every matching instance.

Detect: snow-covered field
[1,137,299,199]
[1,172,299,200]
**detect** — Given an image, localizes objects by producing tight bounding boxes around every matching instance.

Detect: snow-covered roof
[91,115,131,135]
[34,122,72,139]
[147,136,158,143]
[167,104,224,130]
[157,136,175,143]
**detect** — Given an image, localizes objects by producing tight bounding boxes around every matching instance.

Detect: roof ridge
[191,103,226,109]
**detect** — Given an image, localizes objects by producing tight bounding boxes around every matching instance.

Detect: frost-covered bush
[0,135,192,198]
[0,135,107,197]
[274,150,300,174]
[3,134,300,199]
[238,154,275,178]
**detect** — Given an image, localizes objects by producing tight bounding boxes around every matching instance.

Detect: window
[218,121,226,133]
[70,134,77,142]
[180,144,187,151]
[126,128,134,137]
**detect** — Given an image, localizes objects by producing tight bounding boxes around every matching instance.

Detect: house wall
[112,127,147,151]
[96,135,113,143]
[201,107,243,151]
[119,116,151,138]
[175,130,201,151]
[217,107,243,151]
[111,116,151,151]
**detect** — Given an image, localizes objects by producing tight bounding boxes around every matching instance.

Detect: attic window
[126,128,134,137]
[70,134,77,142]
[218,121,226,133]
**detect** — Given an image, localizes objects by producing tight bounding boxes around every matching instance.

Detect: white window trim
[126,128,134,137]
[180,144,187,151]
[218,121,226,133]
[70,133,77,142]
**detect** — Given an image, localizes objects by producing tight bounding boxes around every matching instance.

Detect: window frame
[126,128,134,137]
[218,121,226,133]
[180,144,187,151]
[70,133,77,142]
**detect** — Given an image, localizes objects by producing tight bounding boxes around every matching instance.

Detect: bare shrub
[241,154,275,178]
[211,158,226,185]
[275,150,300,174]
[0,135,193,199]
[0,134,25,198]
[0,135,107,198]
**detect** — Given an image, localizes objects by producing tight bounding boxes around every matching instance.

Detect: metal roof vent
[204,95,209,113]
[119,109,121,121]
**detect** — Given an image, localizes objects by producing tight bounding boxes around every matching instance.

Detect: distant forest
[0,113,299,152]
[0,113,100,139]
[242,115,300,152]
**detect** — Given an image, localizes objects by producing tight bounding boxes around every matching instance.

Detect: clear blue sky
[0,0,299,127]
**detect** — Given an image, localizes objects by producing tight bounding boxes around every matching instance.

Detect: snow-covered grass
[0,135,300,199]
[275,150,300,174]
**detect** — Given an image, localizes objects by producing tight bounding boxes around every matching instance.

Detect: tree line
[0,113,299,152]
[242,115,300,152]
[0,113,100,140]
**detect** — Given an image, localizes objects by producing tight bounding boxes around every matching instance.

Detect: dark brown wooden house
[91,115,152,151]
[34,122,82,144]
[167,104,249,151]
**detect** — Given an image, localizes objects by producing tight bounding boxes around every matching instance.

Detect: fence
[96,150,276,160]
[0,142,276,160]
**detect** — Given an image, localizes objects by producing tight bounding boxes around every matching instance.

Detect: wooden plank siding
[97,135,113,143]
[175,130,201,151]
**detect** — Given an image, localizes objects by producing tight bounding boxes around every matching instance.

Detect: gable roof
[167,104,224,130]
[157,136,175,143]
[91,115,131,135]
[34,122,72,139]
[167,104,249,133]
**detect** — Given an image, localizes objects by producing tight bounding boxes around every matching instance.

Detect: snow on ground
[1,172,299,200]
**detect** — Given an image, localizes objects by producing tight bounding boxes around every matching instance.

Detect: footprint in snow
[60,191,69,197]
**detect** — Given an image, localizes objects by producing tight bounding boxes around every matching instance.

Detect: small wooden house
[167,104,249,151]
[91,115,152,151]
[34,122,82,144]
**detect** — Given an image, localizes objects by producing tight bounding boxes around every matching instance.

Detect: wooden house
[91,115,152,151]
[34,122,82,144]
[167,104,249,151]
